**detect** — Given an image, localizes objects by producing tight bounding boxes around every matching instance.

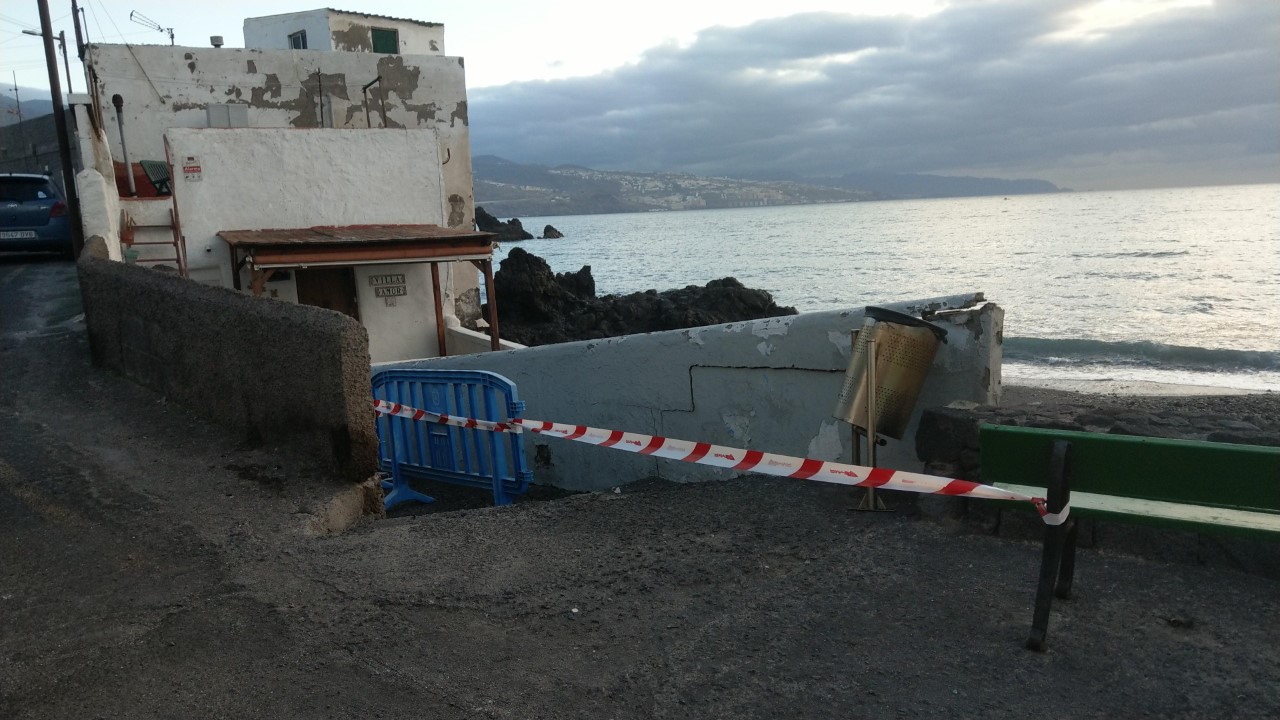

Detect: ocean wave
[1004,337,1280,372]
[1071,250,1191,259]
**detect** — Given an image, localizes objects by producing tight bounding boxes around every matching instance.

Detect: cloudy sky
[3,1,1276,189]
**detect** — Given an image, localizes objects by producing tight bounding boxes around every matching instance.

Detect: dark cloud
[469,1,1280,189]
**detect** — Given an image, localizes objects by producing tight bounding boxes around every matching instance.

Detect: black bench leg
[1027,440,1071,652]
[1055,518,1079,600]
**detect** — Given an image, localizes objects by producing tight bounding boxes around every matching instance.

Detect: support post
[482,260,500,351]
[38,0,84,257]
[230,249,242,291]
[1026,440,1073,652]
[430,263,448,357]
[855,339,888,512]
[71,0,86,59]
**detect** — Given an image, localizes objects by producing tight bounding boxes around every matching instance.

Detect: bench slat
[996,483,1280,534]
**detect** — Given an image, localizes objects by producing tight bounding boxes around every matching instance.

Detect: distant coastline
[474,155,1064,218]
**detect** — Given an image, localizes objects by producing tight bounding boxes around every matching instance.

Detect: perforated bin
[832,306,948,439]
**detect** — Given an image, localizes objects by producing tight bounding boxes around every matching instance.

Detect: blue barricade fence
[371,368,532,508]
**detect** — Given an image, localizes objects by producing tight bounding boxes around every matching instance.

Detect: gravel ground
[1002,385,1280,432]
[3,258,1278,719]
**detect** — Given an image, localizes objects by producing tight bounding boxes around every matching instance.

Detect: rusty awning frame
[218,224,503,353]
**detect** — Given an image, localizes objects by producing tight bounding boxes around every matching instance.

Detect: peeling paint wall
[328,15,445,55]
[242,11,445,55]
[86,44,474,225]
[85,42,479,319]
[390,296,1004,491]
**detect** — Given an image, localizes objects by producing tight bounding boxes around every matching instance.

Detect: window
[370,27,398,53]
[289,30,307,49]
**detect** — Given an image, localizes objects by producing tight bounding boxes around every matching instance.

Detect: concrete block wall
[77,239,378,481]
[389,294,1002,491]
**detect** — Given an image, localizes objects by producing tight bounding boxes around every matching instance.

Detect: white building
[72,9,512,363]
[243,9,446,55]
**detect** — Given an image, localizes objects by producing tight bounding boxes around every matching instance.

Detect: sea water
[496,184,1280,392]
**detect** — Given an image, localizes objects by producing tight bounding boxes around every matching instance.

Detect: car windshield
[0,178,58,203]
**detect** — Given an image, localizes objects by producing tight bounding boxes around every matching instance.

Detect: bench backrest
[980,424,1280,513]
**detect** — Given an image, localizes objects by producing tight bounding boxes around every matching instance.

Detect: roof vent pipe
[111,94,136,197]
[210,36,223,48]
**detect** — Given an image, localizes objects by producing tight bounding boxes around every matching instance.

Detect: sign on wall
[369,273,408,307]
[182,155,202,182]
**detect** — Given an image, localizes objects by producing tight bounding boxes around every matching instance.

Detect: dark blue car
[1,173,73,259]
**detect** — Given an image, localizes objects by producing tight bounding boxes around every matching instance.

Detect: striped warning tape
[373,399,1065,524]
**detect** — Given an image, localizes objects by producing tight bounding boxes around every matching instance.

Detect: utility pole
[37,0,83,256]
[9,72,24,151]
[71,0,86,59]
[9,72,22,124]
[21,29,73,93]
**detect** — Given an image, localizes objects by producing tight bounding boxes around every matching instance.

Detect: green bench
[979,424,1280,651]
[139,160,172,195]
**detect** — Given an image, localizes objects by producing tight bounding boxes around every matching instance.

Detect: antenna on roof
[128,10,174,45]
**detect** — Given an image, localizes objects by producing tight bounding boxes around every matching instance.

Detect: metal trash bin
[833,306,948,440]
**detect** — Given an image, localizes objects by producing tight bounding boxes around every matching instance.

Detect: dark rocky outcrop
[475,206,533,241]
[487,247,797,346]
[541,225,564,239]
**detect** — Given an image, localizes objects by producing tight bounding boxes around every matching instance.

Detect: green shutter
[371,28,398,54]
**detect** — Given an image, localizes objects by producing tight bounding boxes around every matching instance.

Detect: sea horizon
[493,183,1280,394]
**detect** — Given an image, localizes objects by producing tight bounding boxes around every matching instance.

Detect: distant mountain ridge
[474,156,1063,217]
[0,86,53,128]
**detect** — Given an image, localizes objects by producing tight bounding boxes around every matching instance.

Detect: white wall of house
[242,11,334,51]
[164,127,445,284]
[389,296,1004,491]
[86,43,480,317]
[163,127,454,362]
[354,264,451,362]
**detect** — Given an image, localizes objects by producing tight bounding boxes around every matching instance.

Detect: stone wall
[77,239,378,481]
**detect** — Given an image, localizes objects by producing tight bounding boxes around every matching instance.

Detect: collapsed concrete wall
[389,294,1003,491]
[77,239,378,481]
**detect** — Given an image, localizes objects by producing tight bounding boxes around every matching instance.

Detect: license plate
[0,230,37,239]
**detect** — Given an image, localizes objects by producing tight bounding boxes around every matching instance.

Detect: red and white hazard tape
[373,399,1065,524]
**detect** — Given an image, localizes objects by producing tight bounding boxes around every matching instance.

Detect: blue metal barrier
[372,368,532,509]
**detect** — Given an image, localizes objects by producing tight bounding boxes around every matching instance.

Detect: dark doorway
[295,267,360,320]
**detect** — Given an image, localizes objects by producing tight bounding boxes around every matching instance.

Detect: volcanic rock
[475,206,534,241]
[541,225,565,239]
[488,248,797,346]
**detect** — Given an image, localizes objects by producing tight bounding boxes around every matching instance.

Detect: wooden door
[295,267,360,320]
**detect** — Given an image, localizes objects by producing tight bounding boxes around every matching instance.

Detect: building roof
[219,224,494,268]
[219,224,487,246]
[327,8,442,28]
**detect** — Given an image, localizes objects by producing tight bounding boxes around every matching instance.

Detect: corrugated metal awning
[218,224,497,269]
[219,224,494,247]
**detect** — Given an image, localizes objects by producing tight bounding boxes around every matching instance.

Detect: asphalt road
[2,255,1278,718]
